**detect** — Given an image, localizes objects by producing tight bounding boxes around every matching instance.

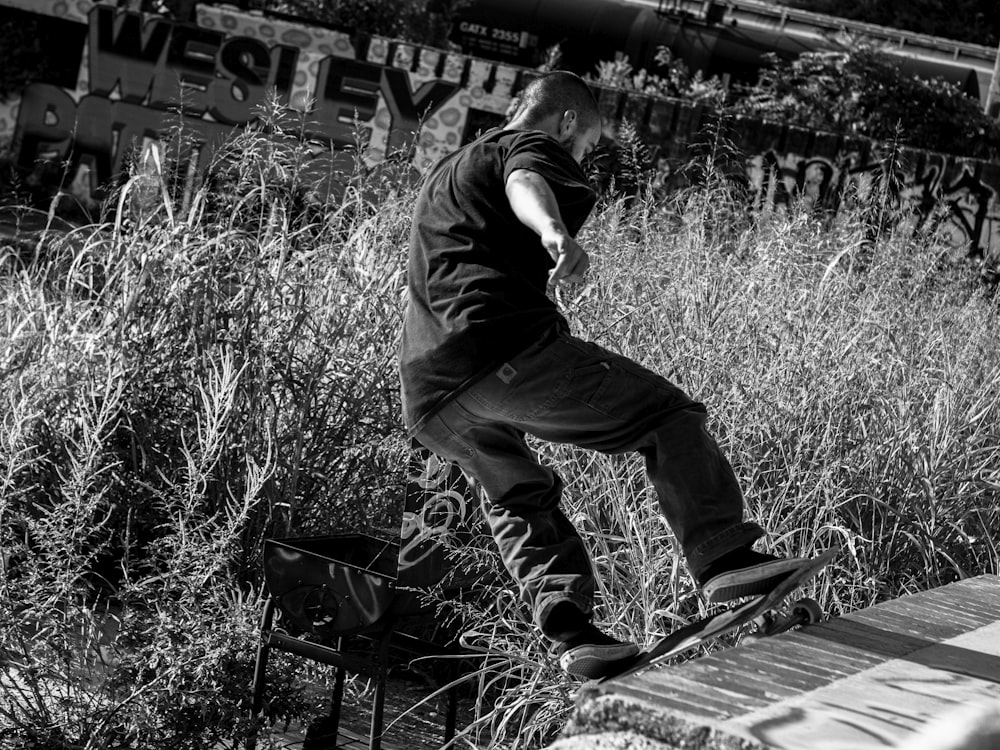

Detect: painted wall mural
[399,443,479,589]
[2,1,522,203]
[591,89,1000,260]
[1,1,998,258]
[744,134,1000,260]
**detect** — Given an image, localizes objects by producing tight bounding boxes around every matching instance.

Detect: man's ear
[559,109,579,138]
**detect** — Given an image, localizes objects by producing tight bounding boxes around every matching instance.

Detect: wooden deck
[267,724,397,750]
[262,681,467,750]
[563,575,1000,750]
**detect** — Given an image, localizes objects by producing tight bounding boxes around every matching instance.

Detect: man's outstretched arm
[505,169,590,285]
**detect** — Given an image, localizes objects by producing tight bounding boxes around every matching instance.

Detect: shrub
[0,101,412,748]
[732,41,1000,160]
[429,165,1000,748]
[590,47,727,107]
[268,0,467,48]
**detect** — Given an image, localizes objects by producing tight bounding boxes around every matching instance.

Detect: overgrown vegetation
[1,2,999,746]
[589,41,1000,162]
[731,42,1000,160]
[0,106,413,748]
[589,47,728,108]
[267,0,467,48]
[1,104,999,748]
[431,148,1000,748]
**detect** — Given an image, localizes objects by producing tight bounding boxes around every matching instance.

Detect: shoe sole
[702,558,809,603]
[559,643,640,679]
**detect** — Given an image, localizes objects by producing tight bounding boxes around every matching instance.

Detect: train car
[450,0,989,99]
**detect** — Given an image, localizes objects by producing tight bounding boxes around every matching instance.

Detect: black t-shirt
[398,128,597,434]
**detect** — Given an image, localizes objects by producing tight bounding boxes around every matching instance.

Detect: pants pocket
[466,340,573,421]
[571,355,686,420]
[418,412,475,460]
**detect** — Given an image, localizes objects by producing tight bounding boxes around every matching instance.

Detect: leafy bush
[0,102,412,748]
[583,49,728,198]
[731,41,1000,160]
[0,9,82,99]
[268,0,467,48]
[409,163,1000,748]
[590,47,727,107]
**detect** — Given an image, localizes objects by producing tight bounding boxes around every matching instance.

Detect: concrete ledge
[559,694,760,750]
[558,576,1000,750]
[548,728,677,749]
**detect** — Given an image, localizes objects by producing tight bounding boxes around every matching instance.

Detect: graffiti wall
[399,442,480,589]
[1,0,522,203]
[1,0,998,258]
[747,144,1000,259]
[740,121,1000,259]
[593,89,1000,259]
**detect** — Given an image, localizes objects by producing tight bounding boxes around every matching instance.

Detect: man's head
[506,71,602,163]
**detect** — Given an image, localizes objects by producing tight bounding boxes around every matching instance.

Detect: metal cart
[249,446,479,750]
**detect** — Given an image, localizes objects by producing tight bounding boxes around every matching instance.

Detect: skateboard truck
[592,547,838,684]
[745,596,823,641]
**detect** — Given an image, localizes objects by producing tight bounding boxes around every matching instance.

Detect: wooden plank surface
[584,575,1000,750]
[267,724,394,750]
[728,621,1000,749]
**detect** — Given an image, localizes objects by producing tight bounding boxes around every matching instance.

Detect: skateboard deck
[595,546,838,683]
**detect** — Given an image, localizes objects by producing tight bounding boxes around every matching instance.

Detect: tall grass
[1,106,998,748]
[436,163,1000,747]
[0,105,413,748]
[587,185,999,590]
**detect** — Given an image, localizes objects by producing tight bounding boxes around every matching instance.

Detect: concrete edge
[558,693,763,750]
[547,729,677,749]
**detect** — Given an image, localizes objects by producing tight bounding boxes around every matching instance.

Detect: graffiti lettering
[310,56,382,144]
[88,6,299,124]
[13,7,460,201]
[88,5,172,102]
[940,169,994,258]
[209,37,277,124]
[151,23,222,114]
[397,446,477,587]
[379,73,464,153]
[15,84,230,194]
[398,489,465,574]
[746,146,1000,259]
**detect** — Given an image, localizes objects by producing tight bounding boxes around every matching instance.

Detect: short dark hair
[509,71,601,128]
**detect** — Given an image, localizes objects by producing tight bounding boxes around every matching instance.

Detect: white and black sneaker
[698,547,808,603]
[551,623,639,679]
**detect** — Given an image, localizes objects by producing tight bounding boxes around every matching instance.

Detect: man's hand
[505,168,591,286]
[540,228,589,285]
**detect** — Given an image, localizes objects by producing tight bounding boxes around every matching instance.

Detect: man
[398,71,804,678]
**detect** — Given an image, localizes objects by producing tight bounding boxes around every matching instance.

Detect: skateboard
[594,546,838,684]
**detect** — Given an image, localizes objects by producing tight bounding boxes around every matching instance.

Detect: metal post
[444,659,459,743]
[986,37,1000,118]
[368,631,394,750]
[246,598,277,750]
[327,647,346,741]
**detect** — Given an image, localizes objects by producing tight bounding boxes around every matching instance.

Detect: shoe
[551,623,640,679]
[697,547,808,603]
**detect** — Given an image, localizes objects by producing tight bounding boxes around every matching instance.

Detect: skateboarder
[398,71,805,678]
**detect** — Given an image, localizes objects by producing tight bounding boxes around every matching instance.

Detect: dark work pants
[413,324,764,635]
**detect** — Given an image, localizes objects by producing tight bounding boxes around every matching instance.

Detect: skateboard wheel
[792,597,822,624]
[752,611,777,629]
